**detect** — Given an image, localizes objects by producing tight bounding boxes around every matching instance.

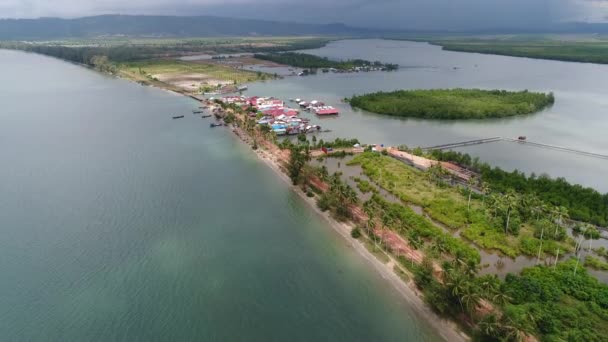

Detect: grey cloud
[0,0,604,30]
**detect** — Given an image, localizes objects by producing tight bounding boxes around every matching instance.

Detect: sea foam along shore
[228,126,469,342]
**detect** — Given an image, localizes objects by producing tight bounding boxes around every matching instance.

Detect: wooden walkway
[422,137,502,150]
[423,136,608,160]
[502,138,608,160]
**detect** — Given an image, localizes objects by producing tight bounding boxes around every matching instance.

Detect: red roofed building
[263,108,299,117]
[316,108,339,115]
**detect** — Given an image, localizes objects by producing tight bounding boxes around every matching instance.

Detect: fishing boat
[210,123,224,127]
[172,115,185,119]
[201,115,212,118]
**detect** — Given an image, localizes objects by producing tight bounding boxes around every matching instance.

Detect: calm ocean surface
[0,49,439,341]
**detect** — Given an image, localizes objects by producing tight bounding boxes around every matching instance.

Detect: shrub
[316,195,331,212]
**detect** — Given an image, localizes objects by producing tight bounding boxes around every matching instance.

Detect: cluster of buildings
[293,99,340,116]
[217,95,324,136]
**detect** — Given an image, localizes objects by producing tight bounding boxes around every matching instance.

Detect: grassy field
[349,89,554,120]
[120,59,265,85]
[349,152,572,258]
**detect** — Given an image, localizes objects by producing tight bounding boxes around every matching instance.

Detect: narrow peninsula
[348,89,555,120]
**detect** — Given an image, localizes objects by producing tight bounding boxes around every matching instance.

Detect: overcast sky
[1,0,607,30]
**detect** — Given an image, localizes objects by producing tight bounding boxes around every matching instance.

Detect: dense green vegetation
[353,177,376,194]
[287,144,311,185]
[410,245,608,341]
[317,138,360,149]
[0,37,330,68]
[368,194,481,266]
[428,149,608,226]
[412,255,608,341]
[500,260,608,341]
[596,247,608,261]
[349,152,573,258]
[253,52,398,71]
[585,256,608,271]
[435,38,608,65]
[349,89,554,120]
[316,173,359,221]
[275,135,607,341]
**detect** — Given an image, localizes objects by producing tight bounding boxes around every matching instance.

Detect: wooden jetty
[422,137,502,151]
[503,138,608,160]
[422,136,608,160]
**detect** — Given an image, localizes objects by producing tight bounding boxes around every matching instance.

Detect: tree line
[253,52,398,71]
[0,39,332,69]
[438,40,608,65]
[428,149,608,226]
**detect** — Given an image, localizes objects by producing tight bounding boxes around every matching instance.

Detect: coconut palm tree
[529,195,545,221]
[574,253,582,276]
[536,226,545,265]
[445,270,468,314]
[426,163,445,185]
[381,212,394,251]
[501,191,520,235]
[554,248,560,268]
[551,205,569,239]
[363,201,376,237]
[492,291,512,307]
[485,193,500,220]
[554,205,569,225]
[461,283,481,316]
[453,250,468,270]
[466,176,477,212]
[478,314,501,339]
[480,182,491,207]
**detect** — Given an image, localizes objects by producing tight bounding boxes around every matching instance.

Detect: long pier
[502,138,608,160]
[422,136,608,160]
[422,137,502,151]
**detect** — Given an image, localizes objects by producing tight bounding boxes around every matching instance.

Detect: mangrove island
[348,88,555,120]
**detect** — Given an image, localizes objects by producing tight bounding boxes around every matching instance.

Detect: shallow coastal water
[246,39,608,192]
[0,50,440,341]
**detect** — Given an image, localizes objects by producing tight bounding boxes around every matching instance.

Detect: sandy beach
[229,126,469,342]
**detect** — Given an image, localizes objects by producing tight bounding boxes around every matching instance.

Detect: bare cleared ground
[154,73,233,91]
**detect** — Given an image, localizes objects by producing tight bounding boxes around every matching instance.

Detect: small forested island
[348,89,555,120]
[253,52,399,72]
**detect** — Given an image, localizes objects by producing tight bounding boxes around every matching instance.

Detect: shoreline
[110,65,468,340]
[229,128,468,341]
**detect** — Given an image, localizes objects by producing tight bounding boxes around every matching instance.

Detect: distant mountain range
[4,15,608,41]
[0,15,377,40]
